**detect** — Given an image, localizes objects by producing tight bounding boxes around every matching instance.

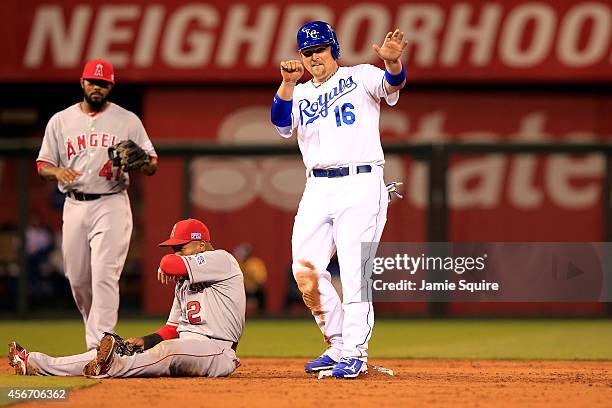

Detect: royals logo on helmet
[296,21,340,59]
[302,28,319,39]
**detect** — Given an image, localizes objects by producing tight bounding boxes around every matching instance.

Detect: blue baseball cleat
[304,354,338,373]
[331,357,368,379]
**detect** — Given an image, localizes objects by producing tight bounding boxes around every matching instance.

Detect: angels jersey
[37,103,156,194]
[277,64,399,171]
[165,250,246,343]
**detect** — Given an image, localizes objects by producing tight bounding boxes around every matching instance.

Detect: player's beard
[83,90,108,111]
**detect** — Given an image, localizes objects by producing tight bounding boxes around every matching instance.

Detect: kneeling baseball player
[8,219,245,378]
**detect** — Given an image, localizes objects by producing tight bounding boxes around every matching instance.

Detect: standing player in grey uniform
[36,59,158,350]
[271,21,407,378]
[8,218,245,378]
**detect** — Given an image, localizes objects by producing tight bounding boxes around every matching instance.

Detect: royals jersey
[277,64,399,171]
[165,250,246,343]
[37,103,156,194]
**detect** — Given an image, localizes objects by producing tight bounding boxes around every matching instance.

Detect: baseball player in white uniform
[8,218,245,378]
[271,21,407,378]
[36,59,158,350]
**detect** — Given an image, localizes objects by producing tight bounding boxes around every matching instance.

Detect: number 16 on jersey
[334,103,355,127]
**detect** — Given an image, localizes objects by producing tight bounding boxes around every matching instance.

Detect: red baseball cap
[81,58,115,84]
[158,219,211,247]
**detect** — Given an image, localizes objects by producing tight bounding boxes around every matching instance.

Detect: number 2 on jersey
[187,301,202,324]
[334,103,355,126]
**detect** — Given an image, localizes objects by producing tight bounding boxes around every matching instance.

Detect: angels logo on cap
[158,218,210,247]
[94,64,104,77]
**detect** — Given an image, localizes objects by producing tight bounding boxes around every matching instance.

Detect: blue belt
[310,165,372,178]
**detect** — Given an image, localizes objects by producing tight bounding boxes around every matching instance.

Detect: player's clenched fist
[280,60,304,84]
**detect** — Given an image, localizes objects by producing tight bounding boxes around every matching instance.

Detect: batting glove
[386,181,404,202]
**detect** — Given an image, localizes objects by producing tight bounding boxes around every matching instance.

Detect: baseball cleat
[304,354,338,373]
[331,357,368,379]
[8,341,29,375]
[83,333,117,377]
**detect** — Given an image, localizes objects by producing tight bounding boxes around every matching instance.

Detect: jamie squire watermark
[373,279,499,292]
[363,242,612,302]
[370,253,498,294]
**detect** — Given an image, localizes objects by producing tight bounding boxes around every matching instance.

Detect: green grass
[1,319,611,360]
[0,376,94,388]
[239,319,612,360]
[0,320,159,357]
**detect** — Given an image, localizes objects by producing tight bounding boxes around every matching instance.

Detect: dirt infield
[6,358,612,407]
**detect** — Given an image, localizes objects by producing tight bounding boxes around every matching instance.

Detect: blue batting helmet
[297,21,340,59]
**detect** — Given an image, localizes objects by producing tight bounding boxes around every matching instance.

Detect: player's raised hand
[372,29,408,63]
[55,167,82,184]
[280,60,304,84]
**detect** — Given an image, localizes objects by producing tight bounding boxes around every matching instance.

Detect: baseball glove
[108,140,150,172]
[102,332,143,356]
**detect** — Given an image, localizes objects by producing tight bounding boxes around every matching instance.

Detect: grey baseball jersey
[37,102,156,193]
[26,249,245,378]
[36,101,156,350]
[166,249,246,343]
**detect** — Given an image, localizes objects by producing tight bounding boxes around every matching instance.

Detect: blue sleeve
[271,95,292,127]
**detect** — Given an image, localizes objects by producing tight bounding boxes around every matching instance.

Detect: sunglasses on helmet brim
[300,45,331,58]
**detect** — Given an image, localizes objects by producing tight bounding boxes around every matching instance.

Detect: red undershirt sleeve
[159,254,188,276]
[155,324,179,340]
[36,161,50,175]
